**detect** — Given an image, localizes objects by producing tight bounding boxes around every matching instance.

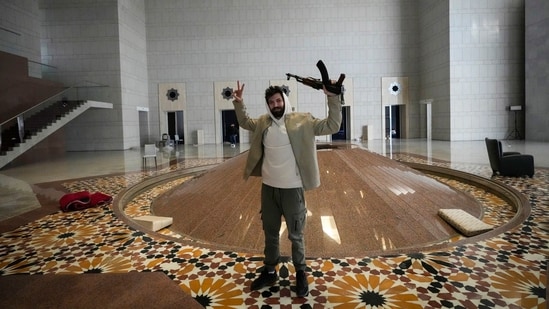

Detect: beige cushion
[438,209,493,237]
[134,215,173,232]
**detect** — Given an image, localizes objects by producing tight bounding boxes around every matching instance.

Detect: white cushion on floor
[134,215,173,232]
[438,208,493,237]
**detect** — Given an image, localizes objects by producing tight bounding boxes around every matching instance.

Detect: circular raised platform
[111,145,528,258]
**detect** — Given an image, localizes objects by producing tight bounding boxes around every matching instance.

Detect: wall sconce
[222,87,234,100]
[166,88,179,101]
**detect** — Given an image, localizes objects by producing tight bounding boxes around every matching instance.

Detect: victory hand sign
[233,81,245,102]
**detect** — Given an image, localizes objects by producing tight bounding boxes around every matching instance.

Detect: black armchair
[485,137,534,177]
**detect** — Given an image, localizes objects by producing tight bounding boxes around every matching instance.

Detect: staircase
[0,100,113,169]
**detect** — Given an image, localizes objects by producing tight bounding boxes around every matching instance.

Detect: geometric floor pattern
[0,154,547,308]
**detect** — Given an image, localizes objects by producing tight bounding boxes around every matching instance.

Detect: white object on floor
[438,208,493,237]
[133,215,173,231]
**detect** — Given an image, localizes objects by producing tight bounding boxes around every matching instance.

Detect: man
[232,81,342,297]
[228,123,238,147]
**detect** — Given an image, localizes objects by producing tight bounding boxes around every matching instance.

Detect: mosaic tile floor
[0,154,547,308]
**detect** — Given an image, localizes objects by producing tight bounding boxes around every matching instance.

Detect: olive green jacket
[233,95,342,190]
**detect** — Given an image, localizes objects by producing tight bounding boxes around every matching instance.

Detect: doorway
[167,111,184,144]
[384,105,401,139]
[222,110,239,144]
[332,106,350,141]
[138,110,149,146]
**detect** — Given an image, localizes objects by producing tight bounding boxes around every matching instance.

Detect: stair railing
[0,81,108,152]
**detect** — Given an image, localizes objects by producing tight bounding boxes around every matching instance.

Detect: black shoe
[296,270,309,297]
[251,269,277,291]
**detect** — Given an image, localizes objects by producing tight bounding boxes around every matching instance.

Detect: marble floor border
[112,158,531,258]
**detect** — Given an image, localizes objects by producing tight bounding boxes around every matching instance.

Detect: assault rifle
[286,60,345,104]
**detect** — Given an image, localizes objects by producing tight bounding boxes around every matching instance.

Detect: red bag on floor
[90,192,113,207]
[59,191,112,212]
[59,191,92,212]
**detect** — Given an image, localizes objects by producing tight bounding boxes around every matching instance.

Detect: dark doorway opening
[332,106,350,141]
[138,110,149,146]
[384,105,401,139]
[222,110,239,144]
[167,111,184,144]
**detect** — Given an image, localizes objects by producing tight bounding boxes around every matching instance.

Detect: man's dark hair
[265,86,285,103]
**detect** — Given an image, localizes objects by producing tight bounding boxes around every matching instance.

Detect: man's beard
[271,107,284,119]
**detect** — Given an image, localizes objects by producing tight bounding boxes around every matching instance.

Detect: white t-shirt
[262,120,303,189]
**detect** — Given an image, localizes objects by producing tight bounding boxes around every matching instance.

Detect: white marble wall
[418,0,451,140]
[525,0,549,142]
[449,0,525,141]
[118,0,149,148]
[145,0,421,143]
[145,0,526,143]
[0,0,42,77]
[3,0,539,149]
[40,0,123,151]
[39,0,150,151]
